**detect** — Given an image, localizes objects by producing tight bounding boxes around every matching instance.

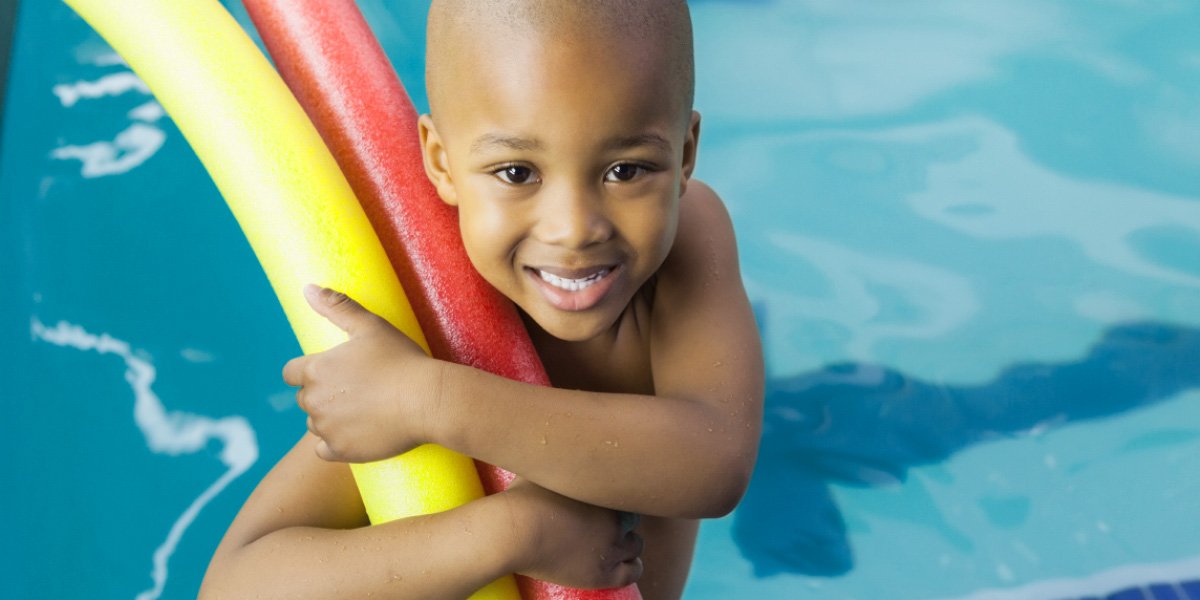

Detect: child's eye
[605,163,647,183]
[494,165,539,185]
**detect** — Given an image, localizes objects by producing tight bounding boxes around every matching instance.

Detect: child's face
[422,27,699,342]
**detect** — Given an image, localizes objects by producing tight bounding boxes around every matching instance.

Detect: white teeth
[538,268,610,292]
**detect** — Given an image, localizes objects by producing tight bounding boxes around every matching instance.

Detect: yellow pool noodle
[62,0,517,596]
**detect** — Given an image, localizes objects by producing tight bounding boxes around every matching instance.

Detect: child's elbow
[688,446,756,519]
[713,460,755,518]
[197,564,232,600]
[198,538,257,599]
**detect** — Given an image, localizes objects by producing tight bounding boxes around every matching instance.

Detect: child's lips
[533,264,612,280]
[526,264,621,311]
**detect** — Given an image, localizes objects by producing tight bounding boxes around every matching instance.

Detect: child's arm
[289,182,764,520]
[199,433,643,599]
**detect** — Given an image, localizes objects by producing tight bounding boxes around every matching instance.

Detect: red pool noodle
[242,0,538,493]
[243,2,642,599]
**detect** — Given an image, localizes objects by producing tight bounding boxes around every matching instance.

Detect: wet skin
[203,8,762,600]
[420,23,705,597]
[420,24,696,343]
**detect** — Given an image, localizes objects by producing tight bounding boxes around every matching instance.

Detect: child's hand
[282,285,439,463]
[504,479,643,589]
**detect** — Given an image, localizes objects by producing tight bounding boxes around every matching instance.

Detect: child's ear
[679,110,702,196]
[418,114,458,206]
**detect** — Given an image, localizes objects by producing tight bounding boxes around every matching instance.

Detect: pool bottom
[941,555,1200,600]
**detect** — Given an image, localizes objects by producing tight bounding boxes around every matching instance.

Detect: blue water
[3,1,1199,598]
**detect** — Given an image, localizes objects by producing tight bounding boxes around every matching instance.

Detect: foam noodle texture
[243,1,641,599]
[62,1,515,596]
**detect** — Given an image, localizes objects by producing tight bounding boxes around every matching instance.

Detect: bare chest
[530,297,655,395]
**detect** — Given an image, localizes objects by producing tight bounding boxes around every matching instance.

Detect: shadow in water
[734,321,1200,577]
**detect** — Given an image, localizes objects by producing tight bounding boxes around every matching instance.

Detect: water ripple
[29,317,257,600]
[50,70,166,179]
[905,117,1200,287]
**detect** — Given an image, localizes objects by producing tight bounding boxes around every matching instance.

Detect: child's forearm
[432,362,759,519]
[200,493,514,600]
[203,432,642,598]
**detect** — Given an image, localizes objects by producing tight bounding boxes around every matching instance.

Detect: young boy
[200,1,763,598]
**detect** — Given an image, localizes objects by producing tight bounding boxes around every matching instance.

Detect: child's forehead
[442,41,688,141]
[427,0,694,122]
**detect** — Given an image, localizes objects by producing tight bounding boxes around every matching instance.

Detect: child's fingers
[611,557,643,589]
[617,510,640,534]
[595,527,643,589]
[302,283,377,336]
[608,532,644,587]
[314,438,338,462]
[618,530,644,564]
[282,356,306,386]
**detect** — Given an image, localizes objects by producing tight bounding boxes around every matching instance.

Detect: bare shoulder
[650,176,759,373]
[683,177,727,210]
[657,179,743,296]
[648,179,763,512]
[680,179,736,244]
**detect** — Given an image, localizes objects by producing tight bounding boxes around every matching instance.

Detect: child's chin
[531,310,616,342]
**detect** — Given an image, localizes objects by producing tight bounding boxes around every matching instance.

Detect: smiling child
[200,2,763,599]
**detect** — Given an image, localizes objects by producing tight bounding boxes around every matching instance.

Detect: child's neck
[518,304,655,395]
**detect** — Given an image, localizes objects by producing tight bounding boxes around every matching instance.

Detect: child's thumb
[303,284,372,335]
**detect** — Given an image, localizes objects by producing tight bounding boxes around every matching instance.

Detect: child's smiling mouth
[525,264,622,312]
[537,266,611,291]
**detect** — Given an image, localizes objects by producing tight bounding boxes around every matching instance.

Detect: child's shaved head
[426,0,694,128]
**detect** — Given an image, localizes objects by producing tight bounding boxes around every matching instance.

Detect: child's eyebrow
[604,133,673,153]
[471,133,542,154]
[469,133,674,155]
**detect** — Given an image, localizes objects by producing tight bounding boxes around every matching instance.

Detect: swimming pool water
[3,1,1199,598]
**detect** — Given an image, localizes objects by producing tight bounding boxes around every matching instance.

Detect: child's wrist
[420,359,466,450]
[416,358,447,447]
[494,485,542,575]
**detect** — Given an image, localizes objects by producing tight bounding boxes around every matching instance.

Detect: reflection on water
[906,118,1200,288]
[712,114,1200,381]
[49,61,166,178]
[30,318,258,600]
[51,71,147,106]
[764,232,979,362]
[4,0,1200,598]
[694,0,1067,121]
[736,321,1200,576]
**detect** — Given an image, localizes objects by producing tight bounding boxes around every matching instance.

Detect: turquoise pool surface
[3,1,1199,598]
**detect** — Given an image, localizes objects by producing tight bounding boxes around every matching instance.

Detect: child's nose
[535,185,614,249]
